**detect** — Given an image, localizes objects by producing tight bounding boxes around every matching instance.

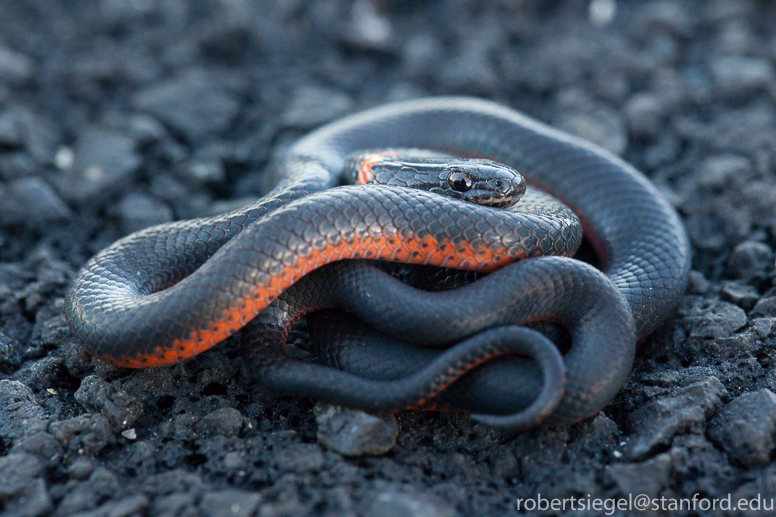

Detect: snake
[65,97,691,430]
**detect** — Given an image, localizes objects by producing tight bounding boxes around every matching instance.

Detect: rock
[569,413,620,454]
[0,152,41,182]
[729,465,776,515]
[85,467,120,497]
[749,317,774,339]
[688,300,747,339]
[707,389,776,467]
[282,86,354,129]
[37,312,75,349]
[49,413,113,456]
[555,106,628,156]
[687,270,711,294]
[117,192,174,234]
[341,0,394,52]
[152,493,197,516]
[68,457,95,480]
[5,107,61,164]
[0,479,51,517]
[367,488,457,517]
[199,490,261,517]
[695,154,752,190]
[11,432,63,468]
[0,177,71,226]
[195,407,246,438]
[74,375,143,430]
[675,107,776,156]
[132,69,240,142]
[720,281,760,310]
[149,174,191,206]
[588,0,617,28]
[314,403,399,457]
[0,329,24,370]
[439,40,499,94]
[0,109,23,146]
[181,157,224,184]
[273,443,325,474]
[0,453,44,498]
[750,297,776,318]
[92,495,149,517]
[710,56,775,95]
[100,0,156,23]
[56,482,99,515]
[57,467,120,515]
[0,46,35,85]
[626,377,727,460]
[638,366,723,389]
[178,143,230,185]
[726,241,774,282]
[0,380,48,442]
[198,23,256,65]
[0,454,52,517]
[606,452,673,498]
[402,34,444,77]
[125,113,167,144]
[57,127,141,203]
[624,92,665,139]
[638,1,695,38]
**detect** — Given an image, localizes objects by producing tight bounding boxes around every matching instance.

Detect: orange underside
[356,153,382,184]
[356,150,403,185]
[109,232,517,368]
[404,348,502,409]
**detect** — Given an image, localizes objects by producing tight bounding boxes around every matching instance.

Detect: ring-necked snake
[65,97,691,430]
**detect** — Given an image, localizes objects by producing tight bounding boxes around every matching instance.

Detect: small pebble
[68,457,95,480]
[556,107,628,156]
[626,377,727,460]
[726,241,774,282]
[0,177,71,226]
[0,46,35,85]
[132,69,240,142]
[117,192,174,234]
[121,428,137,440]
[368,489,456,517]
[314,403,399,457]
[710,56,775,95]
[624,92,665,139]
[282,86,354,129]
[57,127,141,204]
[199,490,260,517]
[707,389,776,467]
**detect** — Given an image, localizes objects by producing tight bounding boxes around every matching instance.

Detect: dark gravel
[1,0,776,515]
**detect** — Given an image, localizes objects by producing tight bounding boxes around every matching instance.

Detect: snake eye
[448,171,473,192]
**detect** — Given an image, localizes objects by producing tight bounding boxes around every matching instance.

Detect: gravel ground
[1,0,776,516]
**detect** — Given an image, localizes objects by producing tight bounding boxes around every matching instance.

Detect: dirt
[1,1,776,516]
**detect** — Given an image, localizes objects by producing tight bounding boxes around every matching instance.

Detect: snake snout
[464,160,525,208]
[486,175,526,208]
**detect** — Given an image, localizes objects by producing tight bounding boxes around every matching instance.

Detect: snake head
[440,159,526,208]
[344,150,526,209]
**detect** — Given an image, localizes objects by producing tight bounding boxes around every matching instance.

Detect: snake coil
[66,97,691,430]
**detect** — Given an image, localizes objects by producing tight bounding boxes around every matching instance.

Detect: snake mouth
[467,190,520,208]
[483,193,519,209]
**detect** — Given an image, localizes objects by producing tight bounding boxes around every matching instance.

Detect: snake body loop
[65,97,691,429]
